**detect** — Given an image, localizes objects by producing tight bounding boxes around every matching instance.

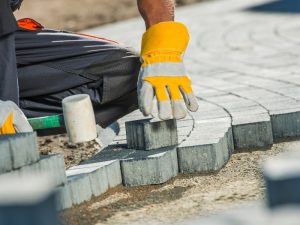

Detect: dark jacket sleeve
[0,0,18,37]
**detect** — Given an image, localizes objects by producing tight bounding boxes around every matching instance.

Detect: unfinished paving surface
[2,0,300,218]
[69,0,300,193]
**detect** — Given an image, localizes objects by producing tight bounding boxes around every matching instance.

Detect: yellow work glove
[0,100,33,134]
[138,22,198,120]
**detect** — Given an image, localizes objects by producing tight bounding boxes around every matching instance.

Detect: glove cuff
[141,22,190,63]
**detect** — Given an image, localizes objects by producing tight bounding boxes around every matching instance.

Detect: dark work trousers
[15,28,141,128]
[0,33,19,104]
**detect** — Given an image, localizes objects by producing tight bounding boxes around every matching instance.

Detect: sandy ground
[38,135,100,169]
[14,0,206,32]
[60,140,299,225]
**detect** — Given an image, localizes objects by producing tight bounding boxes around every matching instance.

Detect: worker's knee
[99,47,141,105]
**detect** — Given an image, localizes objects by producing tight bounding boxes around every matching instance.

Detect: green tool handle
[28,114,65,130]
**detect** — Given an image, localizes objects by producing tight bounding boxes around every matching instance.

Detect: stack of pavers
[0,132,67,210]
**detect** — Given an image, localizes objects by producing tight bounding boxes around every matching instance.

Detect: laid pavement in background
[82,0,300,180]
[53,0,300,208]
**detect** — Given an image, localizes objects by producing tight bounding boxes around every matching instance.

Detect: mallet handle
[28,115,65,130]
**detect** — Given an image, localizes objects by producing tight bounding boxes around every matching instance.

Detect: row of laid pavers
[62,86,300,209]
[192,73,300,140]
[59,0,300,215]
[59,103,231,208]
[2,136,300,225]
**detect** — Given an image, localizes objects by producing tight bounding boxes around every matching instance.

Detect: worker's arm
[137,0,199,120]
[137,0,174,29]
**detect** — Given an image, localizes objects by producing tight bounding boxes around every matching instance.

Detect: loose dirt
[38,135,100,169]
[60,140,299,225]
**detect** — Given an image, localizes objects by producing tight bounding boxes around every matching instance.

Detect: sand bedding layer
[60,140,299,225]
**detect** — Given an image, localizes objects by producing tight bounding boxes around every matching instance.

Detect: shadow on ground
[247,0,300,14]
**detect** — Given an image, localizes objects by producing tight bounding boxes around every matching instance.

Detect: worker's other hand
[0,100,33,134]
[138,22,198,120]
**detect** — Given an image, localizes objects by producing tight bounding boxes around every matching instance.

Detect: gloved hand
[0,100,33,134]
[138,22,198,120]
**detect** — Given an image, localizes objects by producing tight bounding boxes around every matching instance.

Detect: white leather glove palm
[0,100,33,134]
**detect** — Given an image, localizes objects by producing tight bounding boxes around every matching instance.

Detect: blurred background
[14,0,205,32]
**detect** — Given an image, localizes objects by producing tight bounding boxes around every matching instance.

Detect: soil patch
[61,181,190,225]
[60,140,298,225]
[38,135,100,169]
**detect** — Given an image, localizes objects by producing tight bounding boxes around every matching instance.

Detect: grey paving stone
[271,111,300,139]
[229,106,267,116]
[121,146,178,186]
[0,132,39,170]
[18,162,40,178]
[104,160,123,188]
[177,119,194,128]
[55,184,73,211]
[260,98,300,112]
[1,154,66,187]
[205,94,274,149]
[39,154,67,187]
[263,155,300,208]
[126,119,178,150]
[226,127,234,155]
[0,175,58,225]
[67,162,109,197]
[67,173,93,205]
[0,140,12,174]
[178,130,231,173]
[82,146,135,188]
[232,118,273,150]
[192,110,230,120]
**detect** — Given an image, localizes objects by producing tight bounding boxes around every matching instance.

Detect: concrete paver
[126,119,178,150]
[0,140,12,174]
[67,174,93,205]
[0,154,66,187]
[67,163,109,197]
[121,146,178,186]
[0,133,39,170]
[55,184,73,211]
[264,152,300,208]
[0,175,58,225]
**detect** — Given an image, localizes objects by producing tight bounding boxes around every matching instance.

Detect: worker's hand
[138,22,198,120]
[0,100,33,134]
